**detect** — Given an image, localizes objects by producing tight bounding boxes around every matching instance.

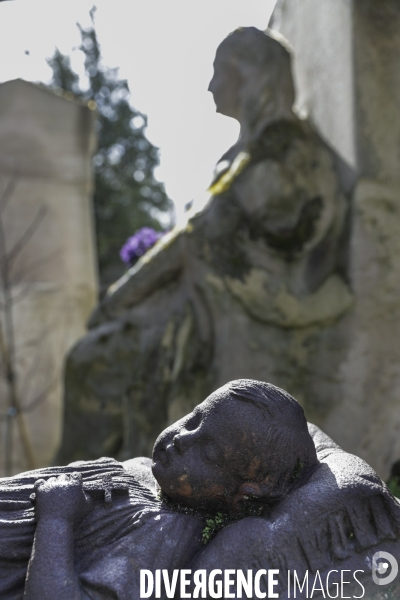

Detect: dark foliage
[47,8,173,287]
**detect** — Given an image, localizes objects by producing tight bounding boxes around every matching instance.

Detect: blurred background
[1,0,400,500]
[0,0,276,475]
[0,0,277,285]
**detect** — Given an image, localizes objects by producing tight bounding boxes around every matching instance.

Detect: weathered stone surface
[57,17,400,479]
[269,0,400,478]
[2,381,400,599]
[56,29,353,472]
[271,0,400,187]
[323,180,400,474]
[0,80,98,474]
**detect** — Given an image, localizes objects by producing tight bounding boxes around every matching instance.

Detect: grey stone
[2,381,400,599]
[270,0,400,187]
[0,80,98,475]
[269,0,400,478]
[55,15,400,480]
[56,29,351,471]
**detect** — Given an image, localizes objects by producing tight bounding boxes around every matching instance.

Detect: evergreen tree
[47,8,172,286]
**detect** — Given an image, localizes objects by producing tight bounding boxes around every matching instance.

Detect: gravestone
[0,79,98,475]
[270,0,400,185]
[270,0,400,478]
[57,14,400,479]
[56,28,354,470]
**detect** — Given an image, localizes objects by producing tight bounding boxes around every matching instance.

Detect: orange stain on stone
[207,483,225,497]
[223,445,233,459]
[246,456,261,479]
[177,482,193,496]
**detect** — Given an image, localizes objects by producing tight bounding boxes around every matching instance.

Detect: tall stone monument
[270,0,400,478]
[0,79,98,475]
[57,13,400,480]
[56,29,351,465]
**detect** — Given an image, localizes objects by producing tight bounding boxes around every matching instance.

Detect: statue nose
[173,432,192,454]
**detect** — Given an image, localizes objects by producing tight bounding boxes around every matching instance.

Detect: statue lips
[153,447,168,467]
[165,443,178,462]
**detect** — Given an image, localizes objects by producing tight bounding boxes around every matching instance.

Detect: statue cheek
[176,481,193,497]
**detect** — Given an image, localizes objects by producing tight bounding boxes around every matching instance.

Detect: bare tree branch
[0,175,18,216]
[10,248,62,286]
[0,176,66,476]
[18,341,48,400]
[0,321,9,369]
[0,180,37,474]
[21,377,58,413]
[14,330,54,358]
[9,282,34,305]
[1,206,47,269]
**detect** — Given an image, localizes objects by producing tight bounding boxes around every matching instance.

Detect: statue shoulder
[249,118,311,164]
[208,117,341,198]
[122,456,156,494]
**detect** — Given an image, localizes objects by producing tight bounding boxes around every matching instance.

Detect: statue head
[152,379,318,514]
[208,27,295,132]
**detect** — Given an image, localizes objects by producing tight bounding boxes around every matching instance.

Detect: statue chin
[150,457,168,488]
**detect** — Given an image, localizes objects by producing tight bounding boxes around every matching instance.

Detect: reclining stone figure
[1,380,399,599]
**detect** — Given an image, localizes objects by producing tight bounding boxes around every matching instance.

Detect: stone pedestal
[271,0,400,477]
[0,79,98,474]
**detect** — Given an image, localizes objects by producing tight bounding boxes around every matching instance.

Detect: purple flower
[120,227,164,265]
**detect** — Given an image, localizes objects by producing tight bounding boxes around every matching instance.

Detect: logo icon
[372,551,398,586]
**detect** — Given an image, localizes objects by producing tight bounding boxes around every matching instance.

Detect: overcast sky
[0,0,277,220]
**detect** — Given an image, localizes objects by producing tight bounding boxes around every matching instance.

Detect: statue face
[208,30,295,131]
[152,388,266,510]
[208,56,241,120]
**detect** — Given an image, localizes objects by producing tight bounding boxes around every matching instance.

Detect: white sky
[0,0,277,221]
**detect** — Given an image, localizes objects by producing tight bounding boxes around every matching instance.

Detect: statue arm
[24,516,82,600]
[24,474,91,600]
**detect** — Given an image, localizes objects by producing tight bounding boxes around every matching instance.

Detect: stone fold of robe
[0,457,204,600]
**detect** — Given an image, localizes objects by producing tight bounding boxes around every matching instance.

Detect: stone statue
[56,27,352,468]
[1,381,400,599]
